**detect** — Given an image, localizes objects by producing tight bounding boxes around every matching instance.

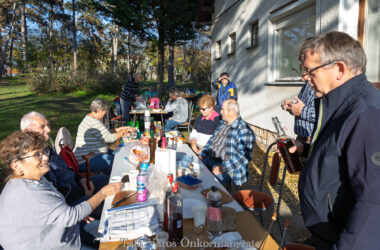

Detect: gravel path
[241,144,311,245]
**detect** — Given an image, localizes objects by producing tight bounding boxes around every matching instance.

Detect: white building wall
[211,0,359,137]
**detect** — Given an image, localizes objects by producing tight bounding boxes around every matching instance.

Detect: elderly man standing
[199,99,254,189]
[281,72,316,143]
[293,31,380,249]
[20,111,108,206]
[120,73,143,123]
[164,90,189,132]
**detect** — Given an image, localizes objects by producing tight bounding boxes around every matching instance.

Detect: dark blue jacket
[212,80,237,108]
[299,74,380,249]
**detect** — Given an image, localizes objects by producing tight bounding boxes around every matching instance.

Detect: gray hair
[20,111,47,130]
[173,90,180,97]
[224,98,239,115]
[299,31,366,74]
[90,98,110,112]
[134,73,142,79]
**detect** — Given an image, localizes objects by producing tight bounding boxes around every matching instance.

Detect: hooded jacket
[299,74,380,249]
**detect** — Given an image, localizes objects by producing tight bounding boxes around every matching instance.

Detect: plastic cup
[156,231,169,250]
[192,204,207,227]
[110,176,121,183]
[128,170,139,191]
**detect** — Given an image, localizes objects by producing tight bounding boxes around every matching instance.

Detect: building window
[215,40,222,60]
[248,20,259,48]
[365,0,380,82]
[270,3,315,81]
[228,32,236,55]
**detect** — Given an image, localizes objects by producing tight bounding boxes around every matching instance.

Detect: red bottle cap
[172,181,178,193]
[162,137,167,149]
[167,173,173,184]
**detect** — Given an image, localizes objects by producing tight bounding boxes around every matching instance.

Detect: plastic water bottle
[144,110,150,135]
[207,186,222,239]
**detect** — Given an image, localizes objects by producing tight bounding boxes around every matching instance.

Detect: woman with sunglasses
[189,94,221,155]
[0,131,122,249]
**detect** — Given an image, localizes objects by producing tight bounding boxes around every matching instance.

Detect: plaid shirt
[295,82,316,137]
[201,116,255,186]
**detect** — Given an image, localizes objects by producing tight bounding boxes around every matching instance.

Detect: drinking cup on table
[121,172,130,190]
[128,170,139,191]
[156,231,169,250]
[192,204,207,227]
[110,176,121,183]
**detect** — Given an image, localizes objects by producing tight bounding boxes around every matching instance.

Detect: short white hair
[223,99,240,115]
[20,111,46,130]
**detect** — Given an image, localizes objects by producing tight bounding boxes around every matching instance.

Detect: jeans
[79,152,114,174]
[201,154,230,185]
[164,119,184,132]
[67,174,109,206]
[80,220,102,249]
[120,98,133,123]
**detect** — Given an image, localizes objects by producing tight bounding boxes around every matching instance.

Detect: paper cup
[128,170,139,191]
[192,204,207,227]
[110,176,121,183]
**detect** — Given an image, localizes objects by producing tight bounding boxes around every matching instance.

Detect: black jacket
[299,74,380,249]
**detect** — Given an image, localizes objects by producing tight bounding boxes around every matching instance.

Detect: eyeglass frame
[303,60,338,76]
[199,107,210,111]
[15,147,50,162]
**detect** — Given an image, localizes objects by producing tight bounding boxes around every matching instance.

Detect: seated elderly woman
[74,98,134,174]
[189,94,221,155]
[0,131,122,249]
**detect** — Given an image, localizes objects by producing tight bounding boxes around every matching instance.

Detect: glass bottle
[276,138,303,173]
[207,186,222,239]
[149,138,156,164]
[163,173,174,232]
[168,181,183,244]
[144,110,150,134]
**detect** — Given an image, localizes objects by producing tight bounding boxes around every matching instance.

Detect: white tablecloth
[98,143,243,233]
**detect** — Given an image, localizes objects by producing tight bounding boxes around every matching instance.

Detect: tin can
[137,173,147,202]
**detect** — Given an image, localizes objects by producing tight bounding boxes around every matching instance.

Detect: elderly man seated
[199,99,255,189]
[20,111,109,207]
[164,90,189,132]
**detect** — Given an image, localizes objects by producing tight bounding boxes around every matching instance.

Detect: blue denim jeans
[79,150,115,174]
[201,154,230,185]
[80,220,101,249]
[120,98,133,123]
[164,119,183,132]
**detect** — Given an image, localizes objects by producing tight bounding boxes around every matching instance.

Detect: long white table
[98,143,242,233]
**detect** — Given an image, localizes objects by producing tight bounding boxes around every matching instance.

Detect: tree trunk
[111,23,118,77]
[157,25,165,95]
[49,2,54,69]
[126,31,131,78]
[9,37,14,77]
[0,2,17,79]
[21,0,28,69]
[168,40,175,89]
[72,0,77,71]
[182,44,186,81]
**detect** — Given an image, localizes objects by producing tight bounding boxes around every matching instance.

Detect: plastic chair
[176,102,194,134]
[232,141,287,237]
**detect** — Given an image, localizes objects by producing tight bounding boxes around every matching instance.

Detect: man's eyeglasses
[303,60,337,76]
[200,107,209,111]
[16,148,50,162]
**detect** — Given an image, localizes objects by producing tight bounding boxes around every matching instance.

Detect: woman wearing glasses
[0,131,122,249]
[190,94,221,155]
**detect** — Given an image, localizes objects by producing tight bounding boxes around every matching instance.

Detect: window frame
[228,32,237,55]
[268,0,316,84]
[247,20,259,49]
[215,40,222,60]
